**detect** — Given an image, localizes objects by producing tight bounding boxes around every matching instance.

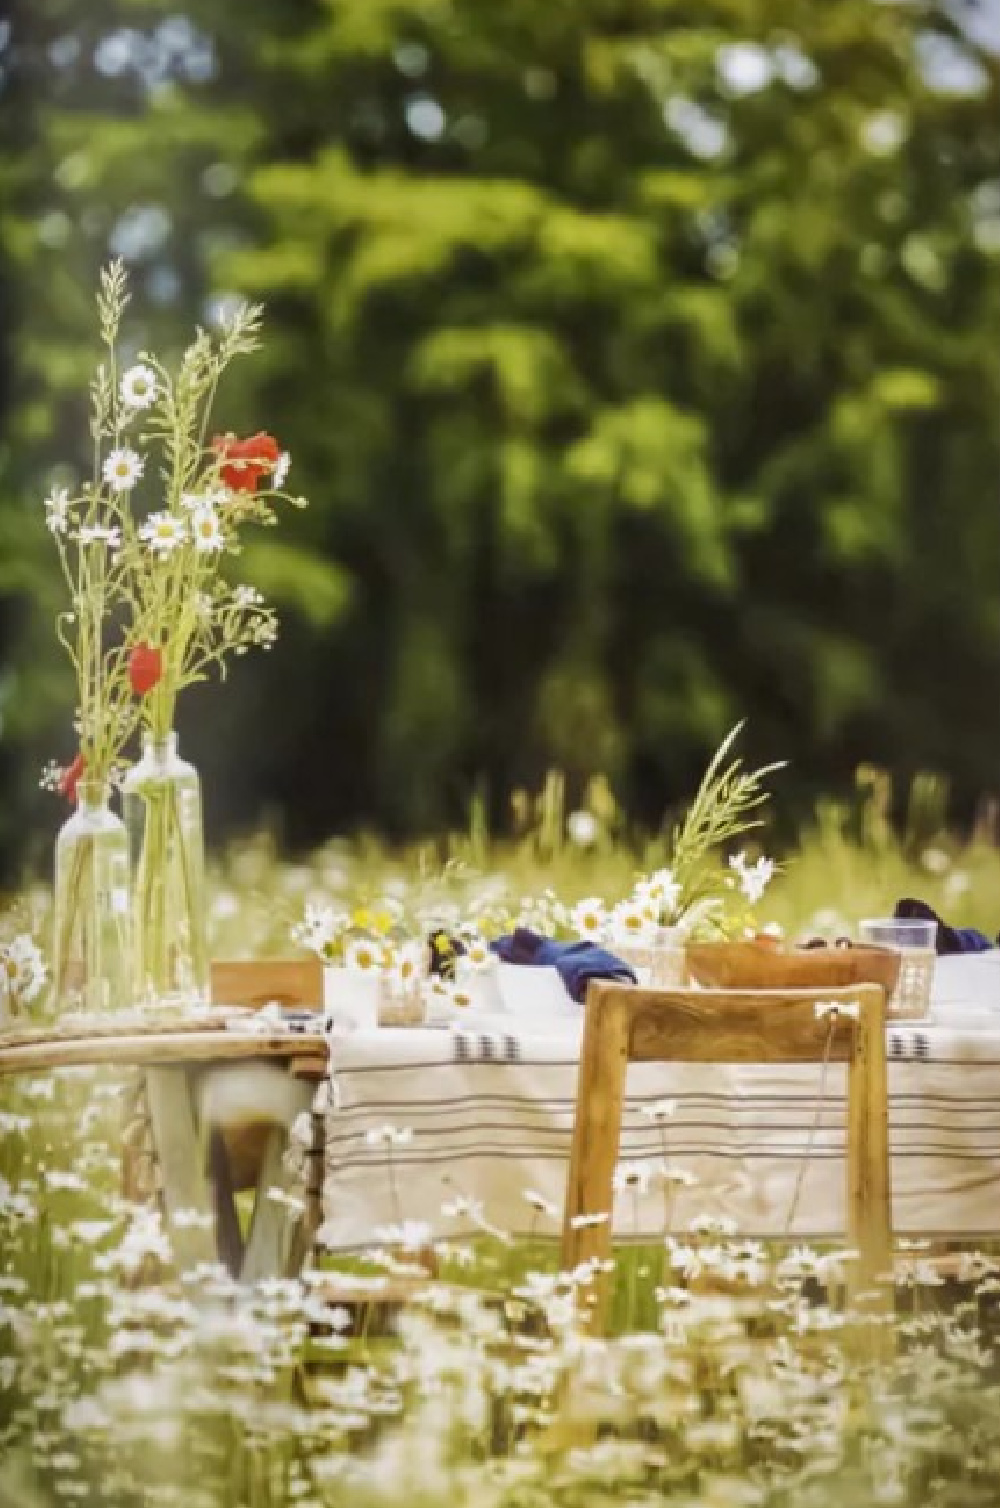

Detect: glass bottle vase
[123,732,210,1008]
[51,779,131,1014]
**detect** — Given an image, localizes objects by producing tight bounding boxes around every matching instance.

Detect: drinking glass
[858,917,937,1018]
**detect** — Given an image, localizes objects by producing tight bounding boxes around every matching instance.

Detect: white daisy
[729,852,775,904]
[610,898,657,947]
[44,486,71,535]
[570,896,607,941]
[613,1160,655,1195]
[272,451,291,489]
[191,505,224,553]
[373,1220,432,1252]
[233,584,263,609]
[291,904,349,959]
[635,867,682,918]
[102,448,144,492]
[566,809,599,848]
[640,1098,677,1122]
[139,512,187,556]
[181,486,229,512]
[386,940,424,994]
[460,934,493,971]
[77,524,122,550]
[1,935,47,1007]
[364,1125,413,1147]
[119,364,158,410]
[345,936,383,974]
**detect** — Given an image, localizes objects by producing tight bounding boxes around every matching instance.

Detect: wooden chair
[561,981,892,1333]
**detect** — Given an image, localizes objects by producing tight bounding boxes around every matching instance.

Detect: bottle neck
[142,730,179,763]
[76,779,111,812]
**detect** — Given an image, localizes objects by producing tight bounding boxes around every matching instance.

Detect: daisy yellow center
[357,947,376,969]
[155,522,175,538]
[624,914,642,932]
[114,462,131,477]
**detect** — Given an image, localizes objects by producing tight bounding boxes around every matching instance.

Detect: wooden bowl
[684,939,901,995]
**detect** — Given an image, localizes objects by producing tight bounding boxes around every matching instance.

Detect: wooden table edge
[0,1031,329,1075]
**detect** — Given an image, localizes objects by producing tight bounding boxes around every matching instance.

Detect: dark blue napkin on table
[490,926,637,1004]
[893,897,994,955]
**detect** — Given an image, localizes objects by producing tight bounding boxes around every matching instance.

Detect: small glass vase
[613,926,686,987]
[650,924,686,986]
[51,779,131,1014]
[123,731,210,1008]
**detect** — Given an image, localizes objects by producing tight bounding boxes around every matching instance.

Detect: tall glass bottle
[51,779,130,1014]
[122,732,209,1008]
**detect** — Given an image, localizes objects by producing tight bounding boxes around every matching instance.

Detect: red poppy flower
[128,642,163,696]
[58,753,86,804]
[212,431,282,494]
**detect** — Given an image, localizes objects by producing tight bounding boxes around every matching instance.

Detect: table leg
[208,1128,245,1277]
[241,1123,299,1282]
[144,1067,217,1270]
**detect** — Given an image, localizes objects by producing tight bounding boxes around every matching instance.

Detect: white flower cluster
[0,933,47,1018]
[729,851,775,904]
[291,849,778,1005]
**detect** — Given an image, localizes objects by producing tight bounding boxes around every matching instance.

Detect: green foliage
[1,0,999,871]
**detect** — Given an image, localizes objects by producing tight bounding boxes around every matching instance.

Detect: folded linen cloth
[893,897,994,955]
[490,926,636,1003]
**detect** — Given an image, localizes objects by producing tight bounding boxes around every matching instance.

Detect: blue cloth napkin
[893,897,994,955]
[490,927,637,1003]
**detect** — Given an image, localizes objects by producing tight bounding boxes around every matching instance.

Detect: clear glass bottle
[51,779,130,1014]
[650,924,686,986]
[122,732,210,1008]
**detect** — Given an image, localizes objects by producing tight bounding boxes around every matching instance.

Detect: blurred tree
[0,0,998,874]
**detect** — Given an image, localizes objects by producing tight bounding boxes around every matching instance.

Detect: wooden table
[0,1014,329,1281]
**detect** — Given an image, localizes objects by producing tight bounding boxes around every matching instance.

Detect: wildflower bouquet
[293,899,429,1024]
[46,264,149,1009]
[47,260,305,1011]
[102,268,302,1006]
[567,725,782,977]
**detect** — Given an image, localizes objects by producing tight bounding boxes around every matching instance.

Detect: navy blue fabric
[490,927,637,1003]
[893,897,993,955]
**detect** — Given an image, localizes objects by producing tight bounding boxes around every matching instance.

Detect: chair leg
[847,994,893,1351]
[561,989,630,1332]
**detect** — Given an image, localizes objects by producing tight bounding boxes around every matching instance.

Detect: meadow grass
[3,771,1000,1506]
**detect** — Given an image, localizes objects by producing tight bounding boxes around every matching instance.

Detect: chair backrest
[209,958,324,1012]
[561,981,891,1331]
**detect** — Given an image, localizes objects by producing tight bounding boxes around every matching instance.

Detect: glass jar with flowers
[46,261,304,1010]
[293,900,428,1028]
[45,264,146,1014]
[111,287,301,1008]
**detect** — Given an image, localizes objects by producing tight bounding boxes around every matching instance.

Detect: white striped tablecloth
[315,1013,1000,1251]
